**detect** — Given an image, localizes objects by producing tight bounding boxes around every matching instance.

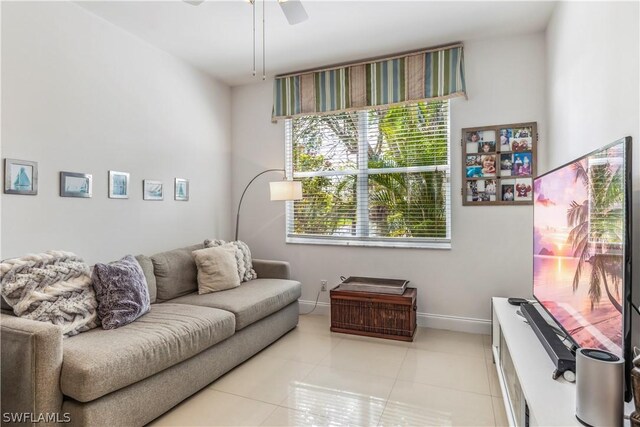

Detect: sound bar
[521,303,576,379]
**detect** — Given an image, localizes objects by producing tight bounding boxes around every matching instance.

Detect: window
[285,101,451,249]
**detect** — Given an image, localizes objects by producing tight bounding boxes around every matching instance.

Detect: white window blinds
[285,101,451,248]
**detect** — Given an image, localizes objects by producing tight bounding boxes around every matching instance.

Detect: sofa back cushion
[134,255,157,303]
[151,244,203,301]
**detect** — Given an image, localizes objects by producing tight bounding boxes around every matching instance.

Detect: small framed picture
[466,130,496,154]
[500,154,513,176]
[466,131,481,153]
[109,171,130,199]
[466,155,482,178]
[499,128,512,151]
[485,179,497,196]
[512,137,532,152]
[515,178,533,201]
[478,140,496,154]
[479,154,496,177]
[466,180,479,202]
[143,180,163,201]
[513,152,533,176]
[174,178,189,201]
[4,158,38,195]
[60,172,92,198]
[502,181,515,201]
[513,127,532,138]
[462,121,536,206]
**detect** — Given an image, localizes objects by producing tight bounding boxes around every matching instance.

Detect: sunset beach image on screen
[533,143,626,356]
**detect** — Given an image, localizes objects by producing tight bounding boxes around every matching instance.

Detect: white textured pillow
[192,246,241,294]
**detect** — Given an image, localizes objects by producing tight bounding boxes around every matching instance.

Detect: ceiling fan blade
[278,0,308,25]
[183,0,205,5]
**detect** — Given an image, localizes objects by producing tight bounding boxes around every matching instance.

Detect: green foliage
[293,175,356,235]
[368,102,448,237]
[292,101,448,239]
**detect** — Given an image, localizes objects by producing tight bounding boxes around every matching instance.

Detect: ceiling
[76,0,556,86]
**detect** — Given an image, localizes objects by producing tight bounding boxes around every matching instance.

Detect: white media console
[491,297,633,427]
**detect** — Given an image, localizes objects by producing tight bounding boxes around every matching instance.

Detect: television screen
[533,138,630,357]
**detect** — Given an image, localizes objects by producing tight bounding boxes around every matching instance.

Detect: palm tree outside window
[285,101,451,249]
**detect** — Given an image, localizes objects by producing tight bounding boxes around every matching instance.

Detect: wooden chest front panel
[330,287,417,341]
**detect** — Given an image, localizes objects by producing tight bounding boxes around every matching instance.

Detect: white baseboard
[416,312,491,335]
[298,299,491,335]
[298,299,330,316]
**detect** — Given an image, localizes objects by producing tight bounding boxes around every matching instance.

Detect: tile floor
[150,315,508,426]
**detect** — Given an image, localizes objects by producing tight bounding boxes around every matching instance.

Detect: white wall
[545,1,640,348]
[231,33,547,333]
[1,2,231,264]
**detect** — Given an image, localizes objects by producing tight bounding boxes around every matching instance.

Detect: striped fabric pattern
[272,44,466,120]
[315,68,350,112]
[366,58,406,106]
[273,76,301,117]
[425,46,465,98]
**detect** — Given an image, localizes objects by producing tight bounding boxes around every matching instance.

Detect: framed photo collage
[462,121,537,206]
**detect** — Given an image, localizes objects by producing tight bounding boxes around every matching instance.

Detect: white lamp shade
[269,180,303,201]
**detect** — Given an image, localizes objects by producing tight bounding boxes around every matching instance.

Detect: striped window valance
[272,43,466,120]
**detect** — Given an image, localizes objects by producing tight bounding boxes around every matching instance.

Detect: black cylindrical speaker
[575,348,624,427]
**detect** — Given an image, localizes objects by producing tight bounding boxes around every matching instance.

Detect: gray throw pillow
[192,246,241,294]
[204,239,258,282]
[92,255,150,330]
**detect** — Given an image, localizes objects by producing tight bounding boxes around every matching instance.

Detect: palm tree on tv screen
[566,157,624,313]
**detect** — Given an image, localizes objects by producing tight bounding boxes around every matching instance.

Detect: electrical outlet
[320,280,328,292]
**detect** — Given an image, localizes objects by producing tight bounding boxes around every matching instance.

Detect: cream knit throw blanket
[0,250,99,337]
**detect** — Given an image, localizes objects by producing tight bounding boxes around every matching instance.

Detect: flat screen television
[533,137,633,401]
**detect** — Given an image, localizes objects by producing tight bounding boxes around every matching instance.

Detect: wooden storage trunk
[330,286,417,341]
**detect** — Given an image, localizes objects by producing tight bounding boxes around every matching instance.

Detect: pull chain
[252,0,256,76]
[262,0,266,80]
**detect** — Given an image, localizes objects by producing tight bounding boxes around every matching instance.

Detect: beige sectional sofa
[0,243,301,426]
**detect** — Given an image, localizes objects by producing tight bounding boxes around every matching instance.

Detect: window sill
[286,236,452,250]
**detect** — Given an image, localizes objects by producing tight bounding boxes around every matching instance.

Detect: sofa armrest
[1,313,64,426]
[253,259,291,280]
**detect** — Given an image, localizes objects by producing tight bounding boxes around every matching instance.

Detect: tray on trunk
[337,276,409,295]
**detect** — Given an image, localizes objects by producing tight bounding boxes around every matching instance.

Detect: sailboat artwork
[60,172,93,198]
[143,180,164,201]
[4,159,38,195]
[174,178,189,201]
[14,167,32,191]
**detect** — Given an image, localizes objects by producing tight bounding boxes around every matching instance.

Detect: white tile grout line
[377,344,410,427]
[485,357,500,426]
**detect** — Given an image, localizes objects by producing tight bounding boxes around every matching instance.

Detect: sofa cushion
[204,239,257,282]
[192,246,241,294]
[134,255,157,303]
[170,278,301,330]
[61,303,235,402]
[92,255,150,330]
[150,244,203,301]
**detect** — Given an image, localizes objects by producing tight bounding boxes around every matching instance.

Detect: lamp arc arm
[235,168,285,240]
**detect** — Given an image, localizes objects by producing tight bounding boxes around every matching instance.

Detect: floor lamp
[235,168,303,240]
